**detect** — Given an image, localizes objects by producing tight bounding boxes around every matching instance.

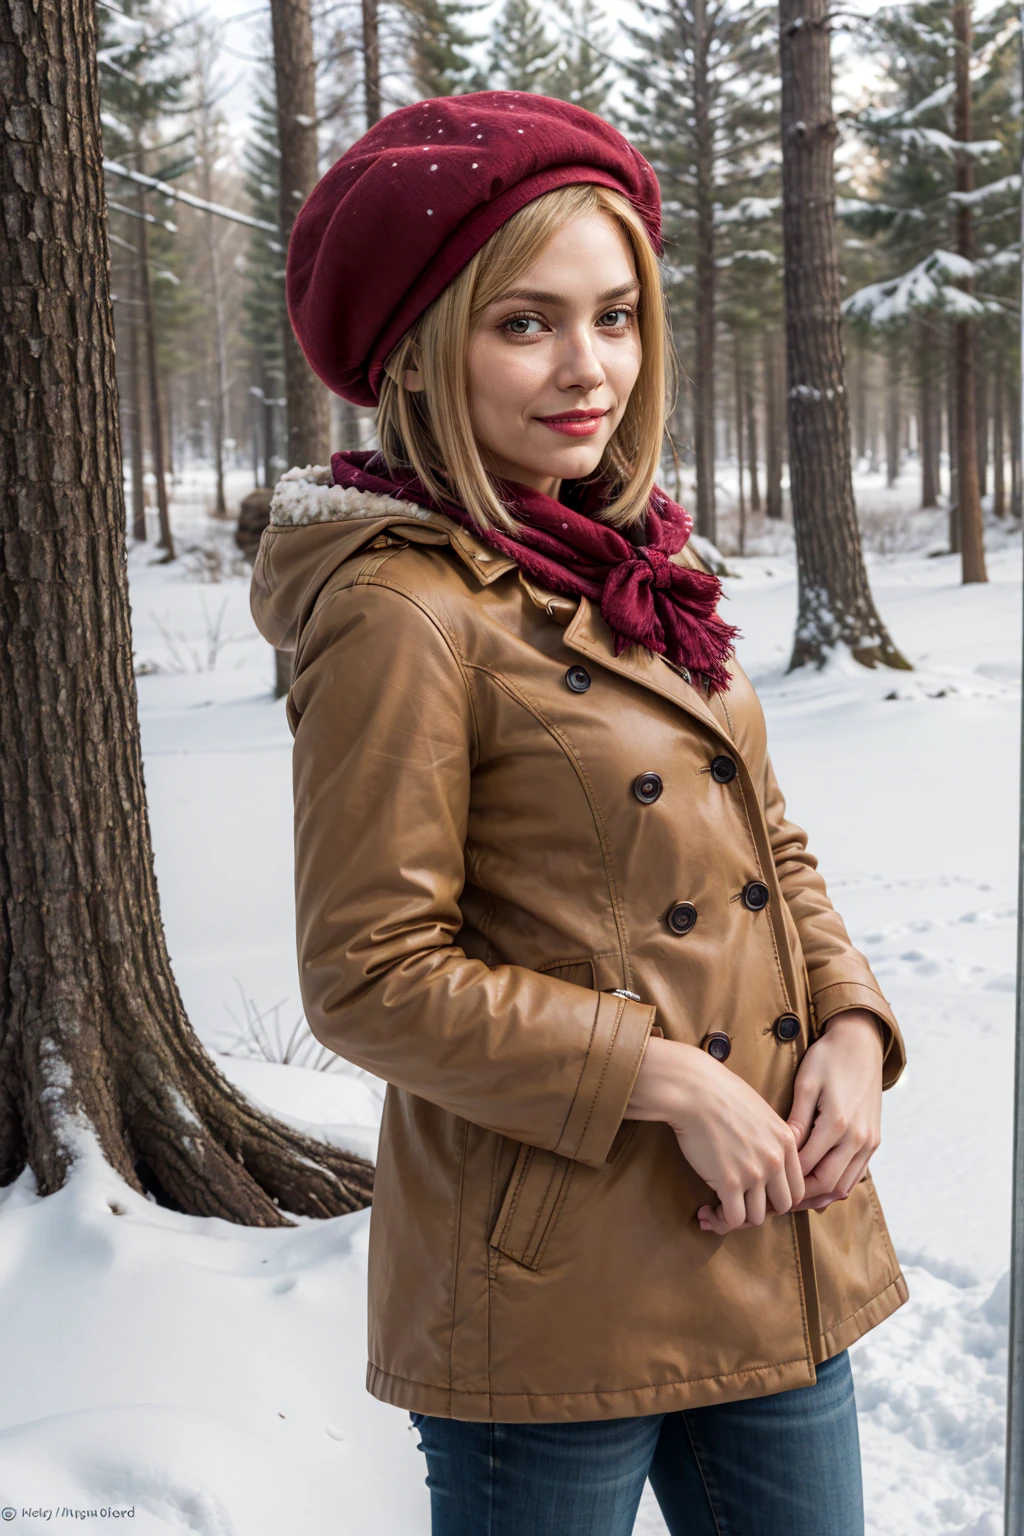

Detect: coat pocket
[488,1141,576,1271]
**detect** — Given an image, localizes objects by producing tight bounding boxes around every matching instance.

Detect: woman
[251,92,907,1536]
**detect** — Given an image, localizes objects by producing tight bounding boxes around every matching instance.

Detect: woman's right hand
[625,1035,805,1234]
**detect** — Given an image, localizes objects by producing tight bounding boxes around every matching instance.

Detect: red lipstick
[536,408,609,438]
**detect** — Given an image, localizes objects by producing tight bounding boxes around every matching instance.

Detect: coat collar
[268,465,519,587]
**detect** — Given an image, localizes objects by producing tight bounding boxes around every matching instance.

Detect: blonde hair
[377,183,673,533]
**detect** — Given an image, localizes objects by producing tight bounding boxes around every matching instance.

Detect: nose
[553,326,606,395]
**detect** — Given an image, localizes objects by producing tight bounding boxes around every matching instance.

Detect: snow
[0,462,1019,1533]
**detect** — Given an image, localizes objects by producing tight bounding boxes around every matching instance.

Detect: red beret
[286,92,662,406]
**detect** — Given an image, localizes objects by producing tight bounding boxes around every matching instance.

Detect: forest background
[104,0,1022,596]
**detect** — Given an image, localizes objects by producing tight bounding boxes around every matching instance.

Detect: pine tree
[842,0,1019,577]
[405,0,480,97]
[544,0,612,116]
[485,0,557,93]
[99,0,191,554]
[623,0,781,544]
[241,82,287,488]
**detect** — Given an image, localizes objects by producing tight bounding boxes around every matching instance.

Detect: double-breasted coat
[251,464,908,1424]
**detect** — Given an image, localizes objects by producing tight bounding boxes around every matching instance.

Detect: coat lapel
[563,596,736,748]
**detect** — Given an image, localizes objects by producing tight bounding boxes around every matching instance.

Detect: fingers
[744,1183,767,1228]
[787,1070,822,1151]
[795,1100,848,1177]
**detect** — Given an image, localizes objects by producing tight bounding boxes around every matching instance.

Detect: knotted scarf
[330,450,739,694]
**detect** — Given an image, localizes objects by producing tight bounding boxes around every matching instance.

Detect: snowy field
[0,463,1019,1534]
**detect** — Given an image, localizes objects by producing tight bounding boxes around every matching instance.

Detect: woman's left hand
[786,1008,884,1213]
[698,1008,884,1233]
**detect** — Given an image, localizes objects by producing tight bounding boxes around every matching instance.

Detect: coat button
[704,1032,731,1062]
[666,901,698,935]
[711,755,737,784]
[633,772,663,804]
[565,665,591,693]
[774,1013,801,1042]
[741,880,770,911]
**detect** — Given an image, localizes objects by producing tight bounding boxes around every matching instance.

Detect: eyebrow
[489,280,641,308]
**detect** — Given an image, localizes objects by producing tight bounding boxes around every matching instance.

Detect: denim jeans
[409,1349,863,1536]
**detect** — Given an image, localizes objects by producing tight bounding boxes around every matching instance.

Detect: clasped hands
[625,1008,884,1237]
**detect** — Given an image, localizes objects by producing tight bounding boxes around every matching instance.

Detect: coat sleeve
[762,755,906,1089]
[287,577,656,1169]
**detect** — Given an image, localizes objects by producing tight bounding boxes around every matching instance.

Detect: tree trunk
[133,144,174,559]
[200,158,228,518]
[919,323,938,509]
[993,352,1006,518]
[853,333,867,464]
[127,251,147,542]
[885,340,900,488]
[0,0,373,1221]
[975,353,988,499]
[951,0,987,583]
[1011,373,1022,517]
[692,0,716,543]
[269,0,328,699]
[269,0,330,474]
[763,330,783,519]
[778,0,908,670]
[361,0,381,128]
[733,334,745,554]
[947,328,960,549]
[746,376,761,515]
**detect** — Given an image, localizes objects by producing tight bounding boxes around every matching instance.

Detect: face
[408,211,643,500]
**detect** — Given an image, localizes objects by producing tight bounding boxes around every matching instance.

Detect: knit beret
[286,91,662,406]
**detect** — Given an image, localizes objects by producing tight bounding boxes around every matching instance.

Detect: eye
[502,312,546,337]
[598,308,634,329]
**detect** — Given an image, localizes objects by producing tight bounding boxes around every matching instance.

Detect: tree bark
[133,144,174,559]
[0,0,373,1221]
[269,0,329,699]
[361,0,381,128]
[853,333,867,463]
[746,376,761,514]
[1011,373,1022,517]
[269,0,330,474]
[763,329,783,519]
[692,0,717,543]
[947,329,960,549]
[778,0,908,669]
[951,0,987,582]
[919,330,938,509]
[885,340,900,488]
[733,333,745,553]
[975,353,987,499]
[993,352,1005,518]
[126,251,147,542]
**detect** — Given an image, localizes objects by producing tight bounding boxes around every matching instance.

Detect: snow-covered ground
[0,463,1019,1534]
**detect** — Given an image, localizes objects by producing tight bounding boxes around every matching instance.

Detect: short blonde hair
[377,183,672,533]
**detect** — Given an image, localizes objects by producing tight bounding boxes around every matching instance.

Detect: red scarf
[330,451,739,693]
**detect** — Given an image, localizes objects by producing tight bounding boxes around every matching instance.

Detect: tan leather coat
[251,465,908,1424]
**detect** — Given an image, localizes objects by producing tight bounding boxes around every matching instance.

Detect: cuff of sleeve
[813,981,906,1089]
[553,993,657,1169]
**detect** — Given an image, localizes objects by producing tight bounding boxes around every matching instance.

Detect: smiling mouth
[536,409,610,437]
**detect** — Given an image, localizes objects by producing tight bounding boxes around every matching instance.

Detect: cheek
[466,337,547,433]
[607,336,643,401]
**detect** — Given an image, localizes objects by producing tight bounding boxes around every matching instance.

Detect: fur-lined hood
[249,464,516,654]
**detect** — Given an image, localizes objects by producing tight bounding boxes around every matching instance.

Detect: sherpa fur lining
[269,464,434,528]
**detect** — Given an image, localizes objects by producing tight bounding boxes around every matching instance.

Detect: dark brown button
[565,665,591,693]
[704,1032,731,1062]
[774,1013,801,1042]
[711,755,737,784]
[666,901,697,935]
[633,772,663,804]
[742,881,770,911]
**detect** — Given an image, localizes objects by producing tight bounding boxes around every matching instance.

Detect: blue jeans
[409,1349,863,1535]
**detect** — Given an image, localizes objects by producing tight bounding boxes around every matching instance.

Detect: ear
[403,344,425,394]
